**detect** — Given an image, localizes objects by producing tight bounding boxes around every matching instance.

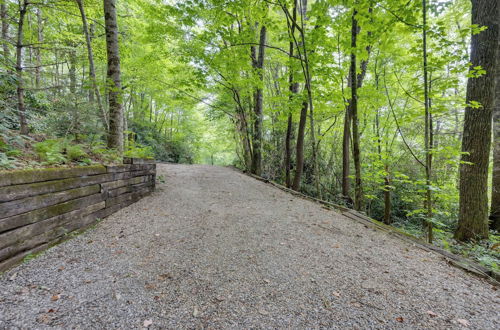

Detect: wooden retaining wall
[0,158,156,272]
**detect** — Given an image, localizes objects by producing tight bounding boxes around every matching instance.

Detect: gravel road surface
[0,164,498,329]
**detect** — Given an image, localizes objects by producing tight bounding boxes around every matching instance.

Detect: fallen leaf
[158,273,172,281]
[47,309,55,313]
[37,314,52,324]
[457,319,470,327]
[50,294,60,302]
[427,310,438,318]
[9,273,17,281]
[58,266,65,272]
[143,319,153,327]
[396,317,404,323]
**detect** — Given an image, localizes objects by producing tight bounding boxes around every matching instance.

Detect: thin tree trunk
[1,3,9,61]
[69,48,80,140]
[455,0,498,241]
[285,0,298,188]
[292,100,308,191]
[375,104,391,225]
[341,6,372,207]
[423,0,433,243]
[34,7,42,89]
[284,112,293,187]
[350,9,362,211]
[104,0,123,153]
[76,0,108,130]
[490,28,500,231]
[298,0,319,197]
[238,109,252,170]
[16,0,28,135]
[342,102,352,204]
[251,25,266,176]
[69,49,77,95]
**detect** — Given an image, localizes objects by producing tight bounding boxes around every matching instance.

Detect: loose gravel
[0,164,499,329]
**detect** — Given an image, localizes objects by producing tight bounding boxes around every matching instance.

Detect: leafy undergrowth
[0,129,154,170]
[394,221,499,273]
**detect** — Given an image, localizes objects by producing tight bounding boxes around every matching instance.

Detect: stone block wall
[0,158,156,272]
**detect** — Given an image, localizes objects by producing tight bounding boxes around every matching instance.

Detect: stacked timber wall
[0,158,156,272]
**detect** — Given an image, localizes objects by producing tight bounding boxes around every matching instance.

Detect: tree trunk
[491,28,500,231]
[350,9,363,211]
[69,49,77,94]
[375,104,391,225]
[16,0,28,135]
[423,0,433,243]
[69,48,81,140]
[251,25,266,176]
[76,0,108,130]
[34,7,42,89]
[292,100,308,191]
[342,102,352,204]
[298,0,319,197]
[284,112,293,187]
[238,109,253,170]
[1,3,10,64]
[455,0,498,241]
[285,0,298,188]
[104,0,123,153]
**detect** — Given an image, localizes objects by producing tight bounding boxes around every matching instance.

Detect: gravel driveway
[0,164,499,329]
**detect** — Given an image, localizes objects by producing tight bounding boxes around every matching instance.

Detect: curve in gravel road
[0,164,498,329]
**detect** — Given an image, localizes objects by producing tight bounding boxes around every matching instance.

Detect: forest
[0,0,498,270]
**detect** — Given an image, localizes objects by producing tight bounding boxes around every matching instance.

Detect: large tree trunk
[491,29,500,231]
[76,0,108,130]
[16,0,28,135]
[103,0,123,153]
[455,0,498,241]
[1,3,10,63]
[292,100,308,191]
[251,25,267,176]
